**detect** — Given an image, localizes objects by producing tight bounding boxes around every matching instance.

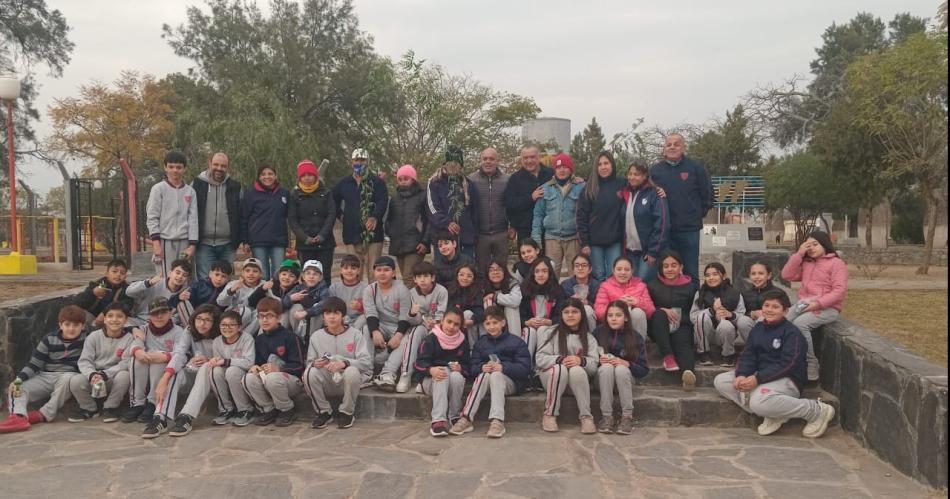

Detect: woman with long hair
[621,160,669,282]
[576,151,625,281]
[519,258,567,358]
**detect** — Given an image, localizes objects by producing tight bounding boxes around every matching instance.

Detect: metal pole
[118,159,138,254]
[6,99,16,251]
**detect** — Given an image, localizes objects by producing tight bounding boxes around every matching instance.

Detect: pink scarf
[432,324,465,350]
[658,274,691,286]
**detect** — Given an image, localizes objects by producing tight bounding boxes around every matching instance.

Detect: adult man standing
[650,133,714,285]
[468,147,510,274]
[426,145,479,259]
[333,148,389,282]
[504,145,553,243]
[192,151,242,280]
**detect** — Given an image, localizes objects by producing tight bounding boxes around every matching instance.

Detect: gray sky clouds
[19,0,940,193]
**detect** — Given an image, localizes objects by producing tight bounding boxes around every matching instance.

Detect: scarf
[555,176,570,186]
[256,180,280,193]
[432,324,465,350]
[658,274,691,286]
[297,181,319,194]
[148,319,174,336]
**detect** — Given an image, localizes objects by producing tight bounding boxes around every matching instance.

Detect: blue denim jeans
[589,243,621,281]
[668,230,701,285]
[196,243,235,280]
[625,249,658,282]
[252,246,287,280]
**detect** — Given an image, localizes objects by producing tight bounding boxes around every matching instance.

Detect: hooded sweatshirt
[193,170,241,246]
[781,252,848,312]
[593,276,656,321]
[146,178,199,242]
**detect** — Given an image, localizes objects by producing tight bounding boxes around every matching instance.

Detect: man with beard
[426,145,479,260]
[193,152,242,280]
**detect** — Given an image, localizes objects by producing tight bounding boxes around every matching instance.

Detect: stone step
[638,364,728,388]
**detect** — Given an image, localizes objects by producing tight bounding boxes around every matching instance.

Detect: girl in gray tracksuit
[217,259,265,335]
[146,159,199,278]
[303,298,373,428]
[144,305,218,439]
[171,309,257,434]
[535,298,599,433]
[70,303,135,422]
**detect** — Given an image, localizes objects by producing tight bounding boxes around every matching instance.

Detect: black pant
[649,310,695,371]
[298,246,335,284]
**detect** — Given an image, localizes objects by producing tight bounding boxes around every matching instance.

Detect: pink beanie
[396,164,417,181]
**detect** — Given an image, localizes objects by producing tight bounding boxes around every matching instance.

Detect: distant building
[522,117,571,153]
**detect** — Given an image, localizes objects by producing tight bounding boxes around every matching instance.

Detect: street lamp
[0,71,21,251]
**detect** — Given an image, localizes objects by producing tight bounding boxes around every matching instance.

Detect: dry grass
[0,283,79,303]
[842,289,948,366]
[846,264,948,282]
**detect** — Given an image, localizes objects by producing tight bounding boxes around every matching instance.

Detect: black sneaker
[230,410,254,427]
[336,412,355,429]
[720,354,736,368]
[141,416,167,439]
[169,414,193,437]
[101,408,120,423]
[121,404,145,423]
[275,409,297,427]
[697,353,713,366]
[311,412,333,429]
[67,408,97,423]
[137,402,156,423]
[254,409,280,426]
[212,410,235,426]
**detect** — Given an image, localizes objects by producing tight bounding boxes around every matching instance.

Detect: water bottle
[325,354,343,384]
[11,378,22,398]
[91,378,108,399]
[795,300,809,313]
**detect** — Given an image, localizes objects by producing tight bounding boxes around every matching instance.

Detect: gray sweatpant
[628,307,648,339]
[597,364,634,415]
[130,359,168,407]
[218,366,253,413]
[156,369,193,420]
[714,371,821,422]
[460,371,516,421]
[289,304,324,340]
[70,371,131,411]
[242,371,302,412]
[303,365,363,416]
[362,324,397,370]
[178,364,228,418]
[786,308,839,381]
[381,326,429,376]
[694,310,740,356]
[540,365,592,418]
[155,239,191,277]
[735,315,757,347]
[422,371,466,423]
[8,372,75,421]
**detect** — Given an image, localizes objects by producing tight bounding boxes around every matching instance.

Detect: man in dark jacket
[650,134,714,285]
[427,145,479,260]
[288,160,336,281]
[468,147,511,275]
[333,148,389,282]
[504,145,553,243]
[193,152,242,280]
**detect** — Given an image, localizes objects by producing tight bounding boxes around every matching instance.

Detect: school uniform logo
[281,196,287,204]
[165,339,174,349]
[116,348,125,357]
[642,198,648,205]
[346,342,355,353]
[233,348,242,357]
[772,338,782,349]
[429,303,438,314]
[680,172,690,181]
[277,346,286,356]
[393,300,400,313]
[184,195,193,203]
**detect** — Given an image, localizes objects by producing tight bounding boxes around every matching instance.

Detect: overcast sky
[17,0,940,194]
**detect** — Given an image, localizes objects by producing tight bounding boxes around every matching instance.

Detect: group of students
[1,225,845,440]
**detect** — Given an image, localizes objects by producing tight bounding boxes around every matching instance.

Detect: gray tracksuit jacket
[363,280,412,332]
[408,284,449,326]
[534,326,599,377]
[78,328,135,379]
[217,280,264,311]
[328,280,368,323]
[127,278,182,321]
[167,333,215,374]
[306,326,373,381]
[130,324,186,356]
[146,179,199,242]
[212,333,256,370]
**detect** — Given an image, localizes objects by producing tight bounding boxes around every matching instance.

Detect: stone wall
[839,246,949,267]
[815,319,948,489]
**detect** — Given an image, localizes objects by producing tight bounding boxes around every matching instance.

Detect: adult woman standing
[287,160,336,281]
[620,161,669,282]
[577,152,625,281]
[240,164,289,280]
[781,231,848,382]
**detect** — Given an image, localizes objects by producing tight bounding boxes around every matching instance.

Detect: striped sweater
[17,329,87,381]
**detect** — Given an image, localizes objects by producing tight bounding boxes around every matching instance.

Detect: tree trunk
[864,204,874,247]
[917,189,937,275]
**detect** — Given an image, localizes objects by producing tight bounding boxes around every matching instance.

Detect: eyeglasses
[257,313,279,320]
[219,322,239,329]
[573,263,590,269]
[194,316,214,324]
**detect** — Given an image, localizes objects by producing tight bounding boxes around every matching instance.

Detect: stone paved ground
[0,419,939,499]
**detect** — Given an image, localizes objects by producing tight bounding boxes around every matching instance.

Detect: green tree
[847,32,949,274]
[0,0,74,173]
[764,152,845,246]
[570,118,606,179]
[690,104,761,176]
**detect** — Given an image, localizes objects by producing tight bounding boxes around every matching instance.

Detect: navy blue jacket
[282,280,330,318]
[468,329,532,393]
[561,276,601,305]
[592,325,650,378]
[254,325,305,378]
[505,166,553,234]
[240,182,289,247]
[649,156,714,232]
[620,183,670,259]
[413,332,471,383]
[167,277,226,311]
[74,278,134,318]
[247,278,296,309]
[576,175,625,247]
[425,172,480,246]
[447,285,485,325]
[740,281,790,316]
[333,174,389,245]
[736,318,808,389]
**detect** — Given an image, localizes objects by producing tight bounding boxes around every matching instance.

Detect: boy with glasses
[241,298,305,427]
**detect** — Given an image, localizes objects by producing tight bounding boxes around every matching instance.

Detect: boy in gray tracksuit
[303,297,372,430]
[377,261,448,393]
[123,298,186,424]
[217,258,265,335]
[68,303,135,423]
[362,257,412,384]
[146,151,198,278]
[328,254,368,330]
[126,261,191,326]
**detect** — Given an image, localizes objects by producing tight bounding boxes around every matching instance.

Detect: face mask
[353,163,365,175]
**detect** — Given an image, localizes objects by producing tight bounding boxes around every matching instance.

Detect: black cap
[373,256,397,269]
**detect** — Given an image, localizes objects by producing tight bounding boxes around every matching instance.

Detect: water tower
[522,117,571,153]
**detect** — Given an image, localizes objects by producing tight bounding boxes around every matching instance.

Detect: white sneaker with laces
[395,374,411,393]
[802,401,835,438]
[757,417,788,436]
[373,372,397,389]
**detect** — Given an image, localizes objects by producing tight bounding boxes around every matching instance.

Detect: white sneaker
[415,383,423,394]
[395,374,411,393]
[802,401,835,438]
[373,372,397,390]
[757,417,788,436]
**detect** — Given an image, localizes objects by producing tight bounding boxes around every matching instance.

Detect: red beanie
[297,160,318,179]
[553,152,574,172]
